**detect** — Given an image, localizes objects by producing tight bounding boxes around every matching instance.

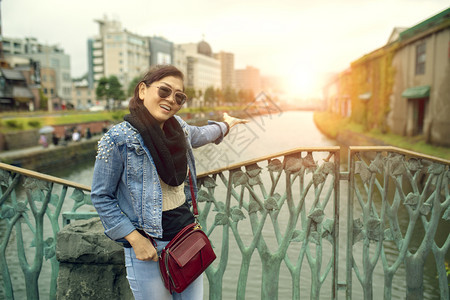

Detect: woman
[91,65,247,299]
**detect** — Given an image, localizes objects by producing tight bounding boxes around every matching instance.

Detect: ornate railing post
[347,146,449,300]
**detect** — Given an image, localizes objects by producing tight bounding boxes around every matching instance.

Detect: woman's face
[138,76,184,128]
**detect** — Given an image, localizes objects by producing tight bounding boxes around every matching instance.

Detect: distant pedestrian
[38,134,48,148]
[72,129,81,142]
[63,127,71,145]
[85,127,92,139]
[52,133,59,146]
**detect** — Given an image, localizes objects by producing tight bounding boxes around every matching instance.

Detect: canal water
[3,110,443,299]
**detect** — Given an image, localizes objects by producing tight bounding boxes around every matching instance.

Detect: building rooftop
[197,41,212,57]
[0,68,26,81]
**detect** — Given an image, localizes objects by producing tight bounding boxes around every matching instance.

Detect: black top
[161,201,195,240]
[122,201,194,248]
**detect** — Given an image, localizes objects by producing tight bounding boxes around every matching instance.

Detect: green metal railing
[0,162,92,300]
[198,147,341,300]
[0,146,448,299]
[347,147,449,300]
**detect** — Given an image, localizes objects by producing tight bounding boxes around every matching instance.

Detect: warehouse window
[415,42,426,75]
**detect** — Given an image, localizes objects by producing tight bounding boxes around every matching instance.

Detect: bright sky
[2,0,449,98]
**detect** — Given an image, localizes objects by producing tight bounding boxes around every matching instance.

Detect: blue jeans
[124,240,203,300]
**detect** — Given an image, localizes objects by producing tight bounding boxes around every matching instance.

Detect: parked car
[88,105,105,112]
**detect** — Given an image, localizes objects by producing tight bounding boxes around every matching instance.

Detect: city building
[40,66,58,108]
[214,51,235,90]
[177,41,221,92]
[322,8,450,146]
[389,8,450,145]
[15,62,41,110]
[71,78,96,110]
[235,65,261,95]
[172,44,187,78]
[88,16,150,94]
[322,69,352,118]
[149,36,173,66]
[0,67,35,111]
[3,36,72,108]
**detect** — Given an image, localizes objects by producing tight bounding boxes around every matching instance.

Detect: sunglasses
[152,85,188,106]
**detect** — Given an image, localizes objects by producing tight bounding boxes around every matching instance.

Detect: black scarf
[124,105,187,187]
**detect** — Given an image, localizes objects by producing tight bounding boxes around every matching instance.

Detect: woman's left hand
[223,112,249,128]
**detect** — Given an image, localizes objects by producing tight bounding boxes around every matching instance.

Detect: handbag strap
[188,170,198,219]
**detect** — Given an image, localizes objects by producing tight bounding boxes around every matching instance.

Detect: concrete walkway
[0,136,101,161]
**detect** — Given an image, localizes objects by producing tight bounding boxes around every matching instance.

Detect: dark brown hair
[129,65,184,112]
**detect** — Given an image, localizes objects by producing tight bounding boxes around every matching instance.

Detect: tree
[96,76,125,110]
[185,87,196,107]
[215,88,224,106]
[204,86,216,107]
[238,89,254,105]
[223,86,237,105]
[127,76,141,97]
[197,89,203,107]
[107,76,125,102]
[245,89,255,104]
[96,77,109,101]
[38,89,48,110]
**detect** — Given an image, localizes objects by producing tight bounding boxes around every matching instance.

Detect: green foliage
[185,87,196,106]
[96,76,125,100]
[28,120,41,128]
[223,86,237,104]
[215,88,223,106]
[204,86,216,107]
[347,45,397,131]
[96,76,125,109]
[111,110,127,121]
[5,120,24,130]
[39,89,48,110]
[238,89,254,105]
[96,77,109,100]
[107,75,125,101]
[128,76,141,97]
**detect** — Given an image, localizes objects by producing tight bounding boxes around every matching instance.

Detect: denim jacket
[91,116,228,242]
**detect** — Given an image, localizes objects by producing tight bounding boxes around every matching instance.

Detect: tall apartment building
[149,36,173,66]
[88,16,150,93]
[3,36,72,107]
[214,51,235,90]
[235,65,261,94]
[177,41,221,91]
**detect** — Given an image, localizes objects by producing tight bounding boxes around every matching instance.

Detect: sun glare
[283,61,320,99]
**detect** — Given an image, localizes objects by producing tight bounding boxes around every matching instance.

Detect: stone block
[56,218,133,299]
[56,218,124,264]
[57,263,132,300]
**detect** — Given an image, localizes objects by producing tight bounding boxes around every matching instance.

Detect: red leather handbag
[158,171,216,294]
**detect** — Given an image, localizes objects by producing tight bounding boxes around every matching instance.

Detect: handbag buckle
[193,214,202,230]
[194,218,202,230]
